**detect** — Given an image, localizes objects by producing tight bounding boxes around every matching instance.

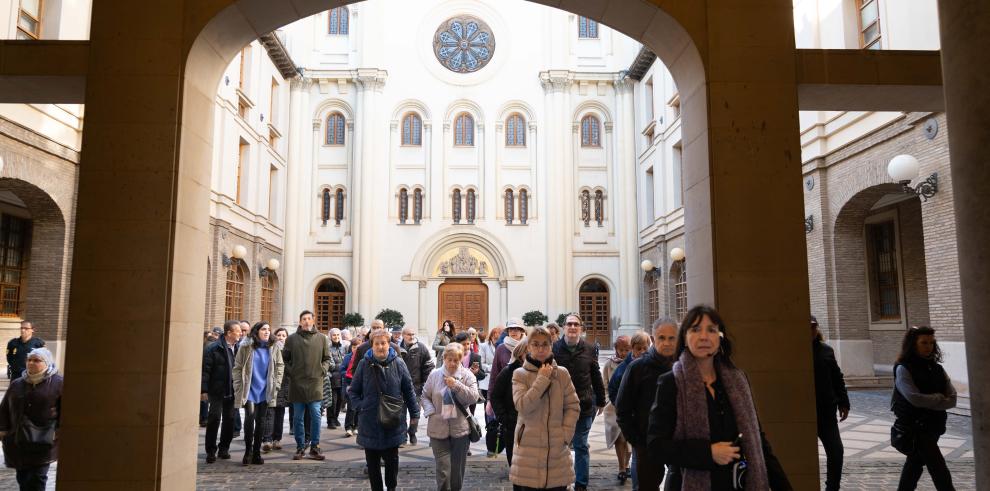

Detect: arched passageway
[56,0,823,488]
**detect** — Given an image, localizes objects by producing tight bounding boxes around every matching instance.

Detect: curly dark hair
[896,325,943,364]
[250,321,272,349]
[674,305,735,369]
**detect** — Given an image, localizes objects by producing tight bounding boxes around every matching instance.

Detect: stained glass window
[581,115,601,147]
[594,190,605,226]
[326,113,345,145]
[452,189,462,224]
[433,16,496,73]
[504,189,514,224]
[399,188,409,224]
[335,188,344,225]
[578,17,599,39]
[519,189,529,225]
[321,189,331,225]
[414,189,423,224]
[581,190,591,227]
[402,113,422,146]
[506,113,526,146]
[455,113,474,146]
[467,190,477,224]
[329,7,349,35]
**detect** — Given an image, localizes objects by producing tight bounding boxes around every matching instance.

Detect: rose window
[433,16,495,73]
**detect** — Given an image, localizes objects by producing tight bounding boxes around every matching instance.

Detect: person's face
[391,331,401,341]
[19,324,32,340]
[459,339,472,353]
[25,356,46,375]
[225,327,240,344]
[372,335,390,358]
[507,327,524,340]
[528,335,553,362]
[468,329,477,342]
[443,352,461,372]
[275,330,287,343]
[258,324,271,342]
[655,325,678,358]
[549,327,559,339]
[685,315,721,359]
[811,324,821,342]
[330,332,341,343]
[300,314,314,330]
[442,321,452,332]
[402,330,416,345]
[240,323,250,337]
[916,334,936,359]
[207,332,218,342]
[564,315,583,343]
[631,342,648,359]
[615,343,631,360]
[371,320,384,332]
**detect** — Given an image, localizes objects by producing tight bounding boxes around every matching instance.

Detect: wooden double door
[579,279,611,348]
[438,278,488,334]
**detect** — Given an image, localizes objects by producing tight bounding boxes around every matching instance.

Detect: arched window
[594,190,605,226]
[645,272,659,326]
[335,188,344,225]
[580,190,591,227]
[581,115,601,147]
[260,272,278,323]
[504,189,514,224]
[506,113,526,147]
[315,278,346,331]
[398,188,409,224]
[519,189,529,225]
[328,7,349,35]
[402,113,422,146]
[413,189,424,224]
[452,189,462,224]
[466,189,477,224]
[326,112,345,145]
[578,17,599,39]
[579,279,610,347]
[454,113,474,146]
[224,260,246,321]
[0,214,29,316]
[321,189,331,225]
[671,260,687,322]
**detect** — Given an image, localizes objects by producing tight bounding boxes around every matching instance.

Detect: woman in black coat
[647,306,791,491]
[891,326,956,491]
[489,338,528,471]
[810,317,850,491]
[0,347,63,491]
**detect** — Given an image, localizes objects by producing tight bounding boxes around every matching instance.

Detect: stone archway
[55,0,823,488]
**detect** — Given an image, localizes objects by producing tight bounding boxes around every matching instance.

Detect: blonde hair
[443,343,465,361]
[631,332,651,348]
[528,325,554,344]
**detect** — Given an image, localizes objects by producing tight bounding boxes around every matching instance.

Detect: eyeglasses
[564,322,581,327]
[530,342,551,349]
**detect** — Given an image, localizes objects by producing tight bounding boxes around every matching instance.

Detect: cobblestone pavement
[0,390,977,490]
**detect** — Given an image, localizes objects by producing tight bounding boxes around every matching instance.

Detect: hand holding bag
[371,363,404,431]
[452,387,482,443]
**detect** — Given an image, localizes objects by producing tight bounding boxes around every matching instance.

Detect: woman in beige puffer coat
[510,326,580,490]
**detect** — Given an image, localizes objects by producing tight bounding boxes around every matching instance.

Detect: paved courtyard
[0,390,976,489]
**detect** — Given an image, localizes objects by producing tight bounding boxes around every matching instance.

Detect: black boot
[242,451,251,466]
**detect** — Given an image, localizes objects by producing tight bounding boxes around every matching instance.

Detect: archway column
[281,78,309,328]
[937,1,990,486]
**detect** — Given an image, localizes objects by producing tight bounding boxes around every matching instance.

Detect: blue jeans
[292,401,322,449]
[631,446,639,490]
[573,415,594,486]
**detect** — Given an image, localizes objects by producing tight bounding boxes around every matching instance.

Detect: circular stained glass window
[433,16,496,74]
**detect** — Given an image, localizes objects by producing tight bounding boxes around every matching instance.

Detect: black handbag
[16,416,56,449]
[891,420,916,455]
[371,363,404,431]
[453,392,482,443]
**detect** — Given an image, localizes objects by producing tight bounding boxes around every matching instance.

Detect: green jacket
[282,328,331,403]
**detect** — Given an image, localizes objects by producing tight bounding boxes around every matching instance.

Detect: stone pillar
[541,71,570,314]
[937,2,990,487]
[353,69,386,317]
[500,279,509,322]
[417,280,428,338]
[615,76,642,335]
[281,78,307,328]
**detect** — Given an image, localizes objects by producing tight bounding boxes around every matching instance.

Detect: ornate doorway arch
[438,278,488,335]
[314,278,346,332]
[579,278,611,348]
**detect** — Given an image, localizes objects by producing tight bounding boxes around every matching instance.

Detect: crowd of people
[0,309,960,491]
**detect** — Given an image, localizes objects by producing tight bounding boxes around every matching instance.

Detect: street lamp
[887,154,938,202]
[223,244,248,267]
[260,257,280,278]
[669,247,685,262]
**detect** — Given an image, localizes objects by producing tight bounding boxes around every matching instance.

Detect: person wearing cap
[390,325,403,345]
[490,319,526,385]
[398,325,435,445]
[0,347,63,490]
[811,316,850,491]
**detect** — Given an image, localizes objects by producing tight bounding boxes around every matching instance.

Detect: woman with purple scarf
[646,305,792,490]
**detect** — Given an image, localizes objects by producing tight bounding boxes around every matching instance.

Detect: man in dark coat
[283,310,331,460]
[811,316,850,491]
[615,319,677,490]
[201,320,241,462]
[326,328,348,429]
[552,314,606,491]
[399,325,435,445]
[6,321,45,380]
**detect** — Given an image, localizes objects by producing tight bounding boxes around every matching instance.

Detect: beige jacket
[509,357,581,489]
[233,339,285,407]
[421,365,480,440]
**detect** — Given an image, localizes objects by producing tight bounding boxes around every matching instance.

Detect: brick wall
[206,220,283,330]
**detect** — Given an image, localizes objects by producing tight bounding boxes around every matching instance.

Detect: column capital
[540,70,572,93]
[356,68,388,91]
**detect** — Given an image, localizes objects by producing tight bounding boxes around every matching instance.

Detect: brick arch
[0,178,68,343]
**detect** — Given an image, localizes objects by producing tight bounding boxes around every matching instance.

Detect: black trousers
[501,422,516,466]
[243,401,268,456]
[365,447,399,491]
[817,412,844,491]
[264,405,285,442]
[205,395,235,455]
[634,444,664,491]
[15,464,50,491]
[327,386,343,426]
[898,431,955,491]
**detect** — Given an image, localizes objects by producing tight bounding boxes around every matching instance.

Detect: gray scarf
[503,335,523,362]
[671,351,768,490]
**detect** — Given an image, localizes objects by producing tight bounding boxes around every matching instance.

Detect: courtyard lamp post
[260,258,280,277]
[223,244,247,267]
[641,259,661,279]
[887,154,938,202]
[669,247,686,262]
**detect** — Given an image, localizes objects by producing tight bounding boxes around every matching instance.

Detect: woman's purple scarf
[672,351,769,490]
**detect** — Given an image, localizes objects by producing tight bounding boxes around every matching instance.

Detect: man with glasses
[6,321,45,380]
[552,313,606,491]
[398,325,434,445]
